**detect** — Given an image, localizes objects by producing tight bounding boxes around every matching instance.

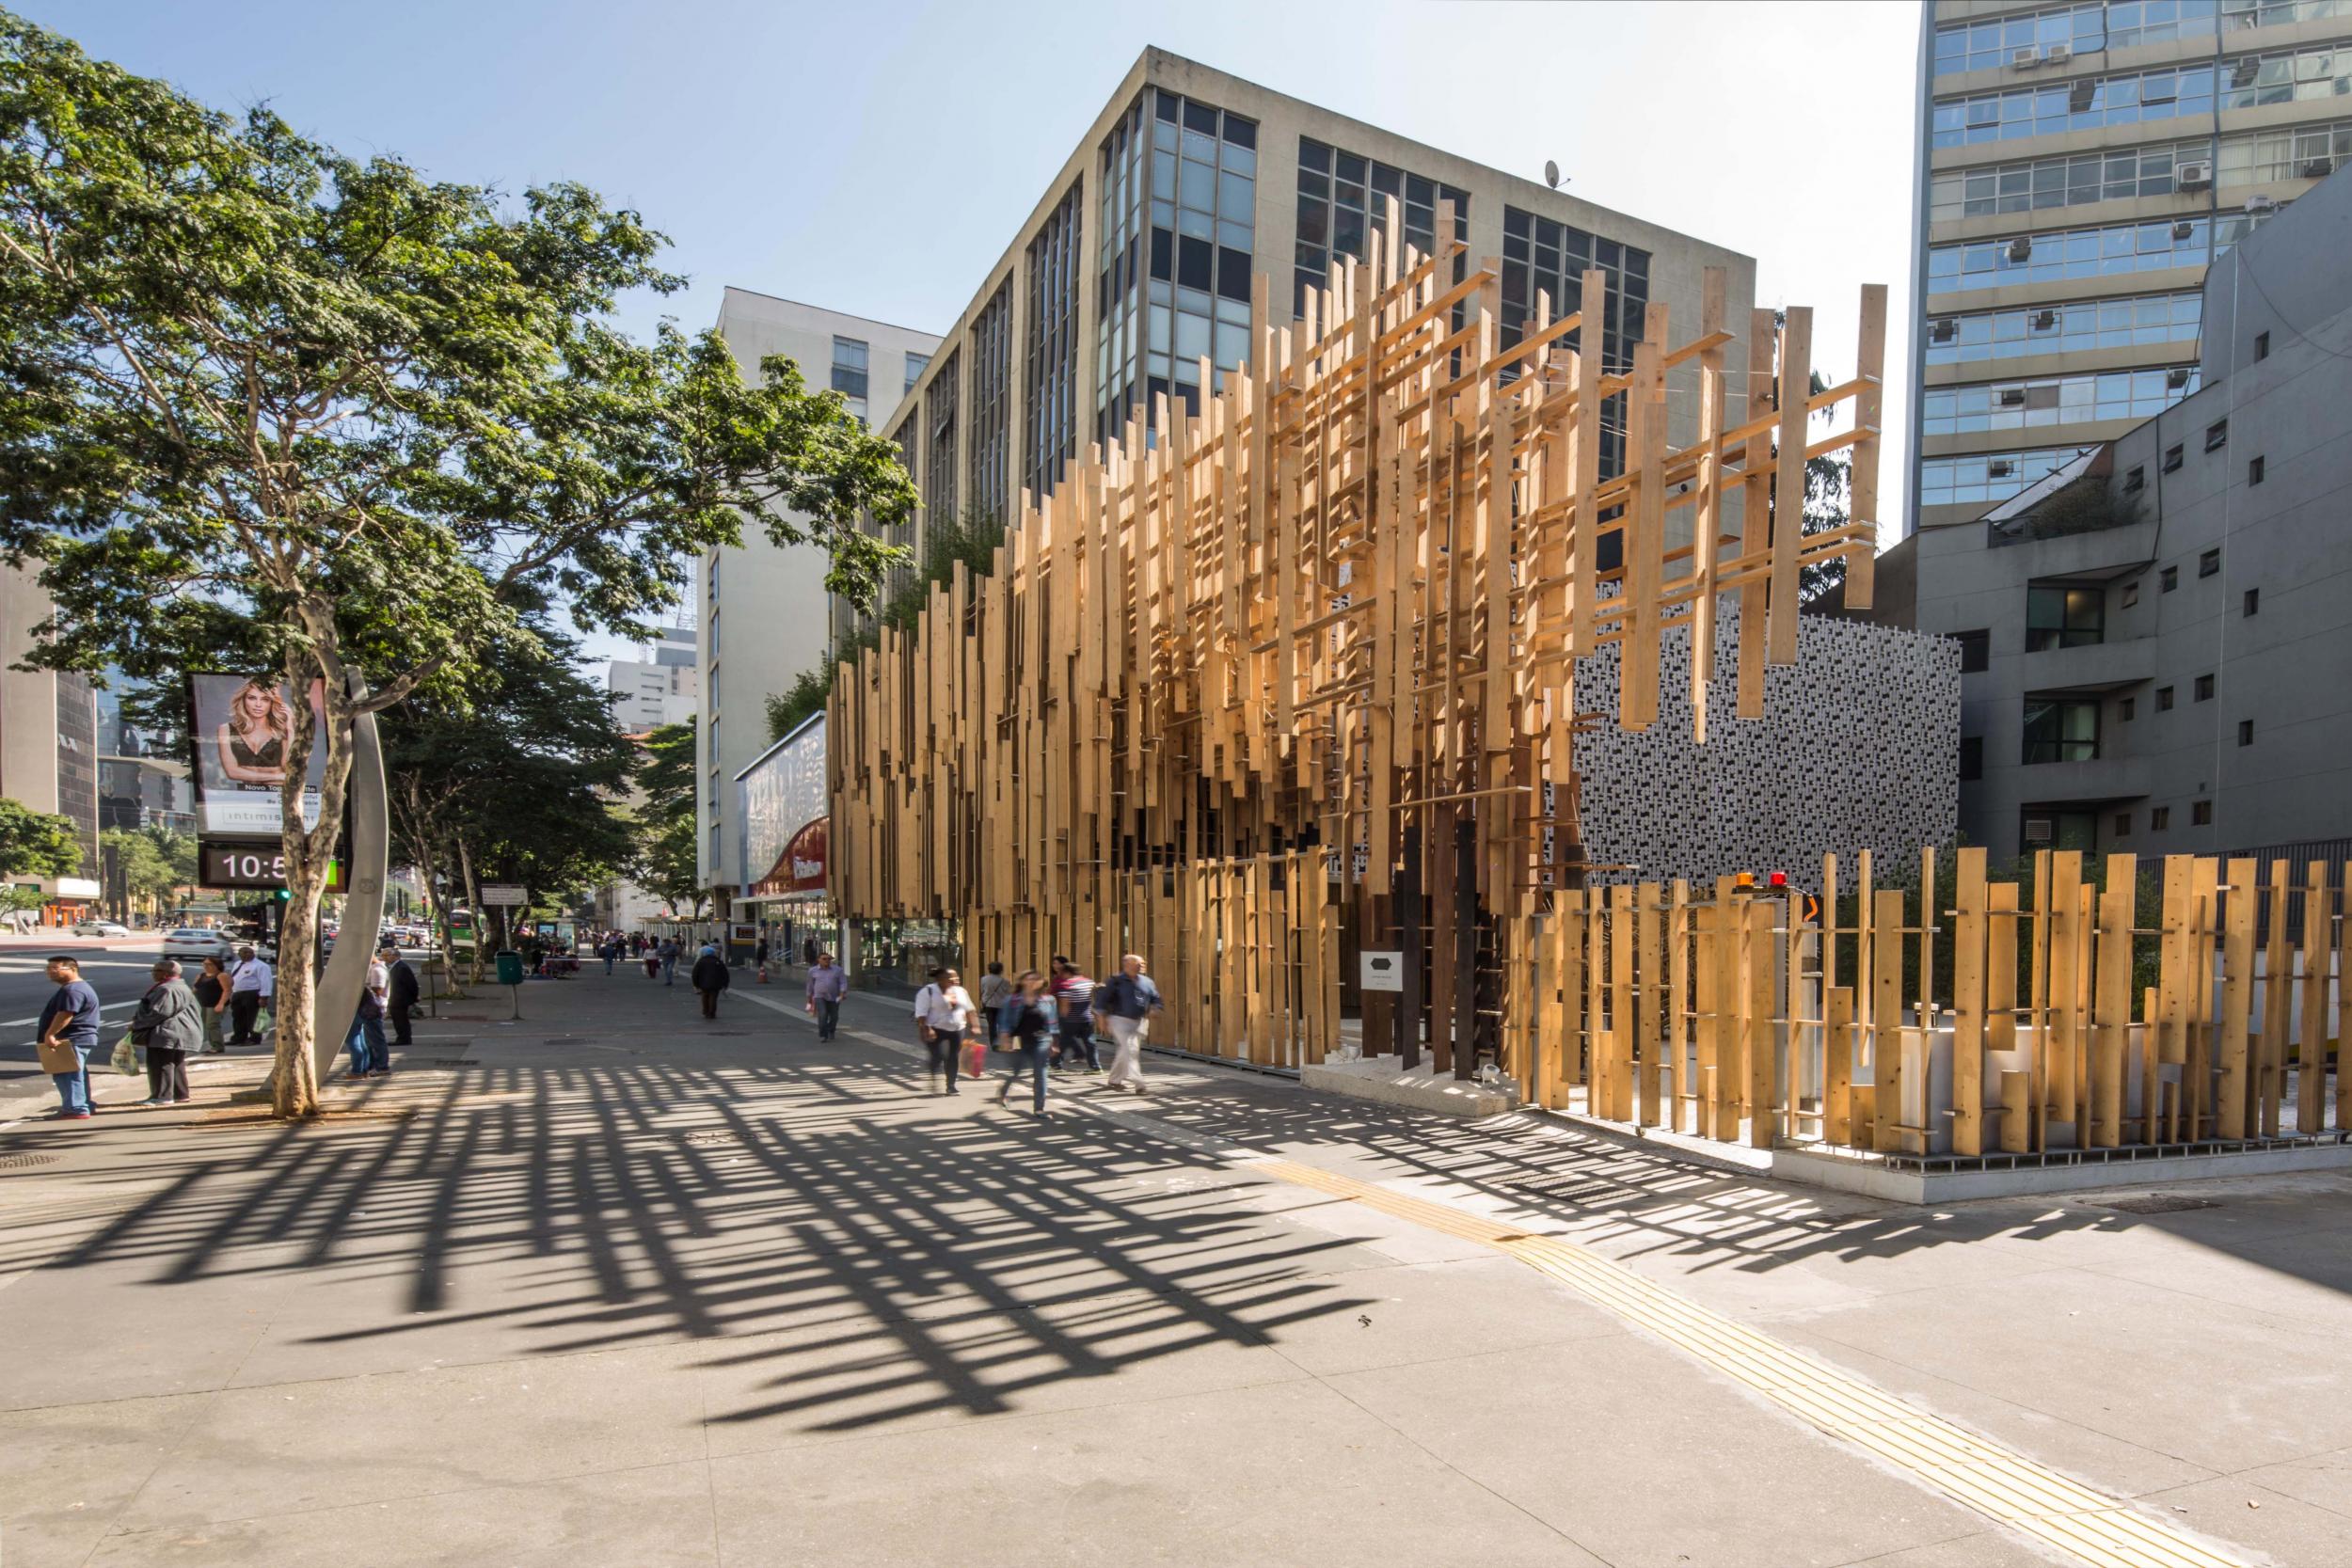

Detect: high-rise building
[699,293,941,908]
[606,623,698,734]
[869,47,1762,644]
[1906,0,2352,532]
[1856,162,2352,863]
[1,563,102,916]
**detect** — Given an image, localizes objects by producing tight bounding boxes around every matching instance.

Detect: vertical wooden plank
[1952,847,1988,1157]
[1667,879,1690,1132]
[1610,880,1635,1121]
[1743,897,1774,1150]
[1988,879,2022,1151]
[1871,888,1906,1154]
[2090,854,2136,1149]
[1825,985,1854,1147]
[2297,860,2328,1134]
[1690,267,1727,743]
[1845,283,1886,611]
[2260,860,2291,1137]
[1635,881,1662,1127]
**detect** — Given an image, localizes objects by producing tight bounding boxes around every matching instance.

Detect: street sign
[479,884,525,907]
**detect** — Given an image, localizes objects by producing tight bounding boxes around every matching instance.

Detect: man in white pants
[1090,954,1164,1094]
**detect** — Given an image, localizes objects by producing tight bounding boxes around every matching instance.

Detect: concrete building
[699,293,940,909]
[96,673,194,834]
[1908,0,2352,533]
[0,563,102,916]
[1857,161,2352,864]
[606,624,698,734]
[866,46,1763,643]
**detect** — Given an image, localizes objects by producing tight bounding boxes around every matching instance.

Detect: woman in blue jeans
[994,971,1055,1117]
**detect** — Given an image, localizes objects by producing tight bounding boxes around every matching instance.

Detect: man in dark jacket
[131,958,203,1106]
[381,940,421,1047]
[691,943,730,1019]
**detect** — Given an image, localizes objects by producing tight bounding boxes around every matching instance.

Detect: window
[2023,697,2100,764]
[831,337,869,424]
[1921,366,2199,437]
[1501,204,1644,477]
[2200,548,2220,578]
[2026,585,2104,651]
[2157,685,2176,711]
[2244,587,2260,616]
[1960,736,1984,781]
[904,352,930,395]
[1928,136,2220,225]
[2195,673,2216,701]
[2161,566,2179,592]
[2238,719,2255,746]
[2163,444,2184,473]
[966,279,1012,518]
[1024,180,1082,501]
[2192,800,2213,827]
[2152,806,2171,832]
[1927,214,2256,300]
[2124,466,2145,493]
[1922,292,2202,371]
[1920,446,2097,509]
[2205,419,2229,451]
[2248,455,2265,484]
[2115,812,2132,838]
[1957,629,1991,673]
[2122,581,2140,609]
[924,348,958,526]
[2254,330,2270,361]
[2121,695,2137,721]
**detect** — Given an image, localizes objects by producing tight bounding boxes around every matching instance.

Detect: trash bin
[495,950,524,987]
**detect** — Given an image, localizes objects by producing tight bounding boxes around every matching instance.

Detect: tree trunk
[268,612,363,1119]
[456,833,486,986]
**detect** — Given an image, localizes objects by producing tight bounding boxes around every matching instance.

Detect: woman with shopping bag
[129,958,203,1106]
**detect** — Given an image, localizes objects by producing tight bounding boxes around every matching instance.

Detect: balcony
[2014,753,2149,802]
[2018,637,2154,693]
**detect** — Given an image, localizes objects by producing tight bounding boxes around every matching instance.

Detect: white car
[161,928,239,964]
[71,919,132,938]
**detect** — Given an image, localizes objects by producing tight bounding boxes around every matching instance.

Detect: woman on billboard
[215,677,294,785]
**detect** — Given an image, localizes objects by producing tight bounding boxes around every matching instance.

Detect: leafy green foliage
[633,718,703,918]
[0,795,80,877]
[0,13,914,1109]
[101,825,191,912]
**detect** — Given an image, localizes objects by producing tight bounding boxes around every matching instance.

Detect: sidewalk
[0,969,2344,1567]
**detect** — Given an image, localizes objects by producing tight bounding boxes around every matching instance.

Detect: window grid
[1097,89,1259,448]
[925,347,959,530]
[1930,137,2219,224]
[1925,291,2201,367]
[2218,40,2352,108]
[831,336,869,425]
[966,279,1012,520]
[2024,696,2102,764]
[1023,180,1083,503]
[1921,446,2094,509]
[1932,61,2218,149]
[1922,365,2200,436]
[904,352,930,396]
[1928,213,2253,296]
[2218,119,2352,182]
[1932,2,2122,76]
[1297,138,1470,322]
[1503,205,1652,480]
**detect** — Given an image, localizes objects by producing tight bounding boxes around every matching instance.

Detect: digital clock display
[199,839,344,892]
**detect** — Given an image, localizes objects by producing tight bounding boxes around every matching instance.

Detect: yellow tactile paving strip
[1253,1158,2247,1568]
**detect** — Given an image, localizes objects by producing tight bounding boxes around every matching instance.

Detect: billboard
[738,714,827,901]
[186,674,326,835]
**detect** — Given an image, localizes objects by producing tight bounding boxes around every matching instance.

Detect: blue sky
[34,0,1921,665]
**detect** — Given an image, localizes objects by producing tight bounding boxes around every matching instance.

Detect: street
[0,944,181,1083]
[0,967,2344,1568]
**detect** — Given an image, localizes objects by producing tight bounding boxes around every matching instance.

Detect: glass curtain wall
[967,279,1012,521]
[1095,88,1258,447]
[1293,138,1469,320]
[925,348,959,530]
[1024,182,1083,502]
[1502,207,1652,479]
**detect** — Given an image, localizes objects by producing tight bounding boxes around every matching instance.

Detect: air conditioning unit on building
[2008,236,2034,261]
[2032,309,2058,331]
[2171,219,2197,238]
[2177,160,2214,189]
[2012,45,2042,69]
[1999,387,2027,405]
[2301,158,2334,179]
[2167,367,2191,388]
[2043,42,2073,65]
[1989,459,2015,477]
[2245,195,2279,215]
[1931,318,1958,343]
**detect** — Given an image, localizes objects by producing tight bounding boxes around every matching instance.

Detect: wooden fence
[1517,847,2349,1156]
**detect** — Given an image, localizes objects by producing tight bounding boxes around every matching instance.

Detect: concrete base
[1539,1101,2352,1202]
[1300,1054,1519,1118]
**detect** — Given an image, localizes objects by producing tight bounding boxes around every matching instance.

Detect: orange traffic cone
[757,964,769,984]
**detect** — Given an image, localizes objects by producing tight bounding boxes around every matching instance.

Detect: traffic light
[275,888,291,902]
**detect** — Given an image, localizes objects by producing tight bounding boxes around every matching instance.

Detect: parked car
[161,927,239,964]
[71,919,132,937]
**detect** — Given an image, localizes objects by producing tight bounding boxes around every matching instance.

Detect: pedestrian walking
[803,934,818,965]
[660,937,679,987]
[227,945,272,1044]
[1051,960,1101,1072]
[691,942,730,1019]
[383,940,420,1048]
[995,971,1055,1116]
[37,955,101,1120]
[804,950,848,1040]
[911,967,977,1094]
[130,958,202,1106]
[1092,953,1165,1093]
[193,955,230,1053]
[755,935,770,970]
[345,947,391,1080]
[977,962,1010,1053]
[600,938,617,975]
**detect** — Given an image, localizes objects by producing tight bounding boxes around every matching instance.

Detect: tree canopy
[0,12,914,1111]
[0,795,80,878]
[633,718,703,919]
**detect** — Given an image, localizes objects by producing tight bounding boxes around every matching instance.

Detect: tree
[0,16,914,1114]
[764,666,832,747]
[101,826,169,915]
[0,795,80,879]
[634,719,704,920]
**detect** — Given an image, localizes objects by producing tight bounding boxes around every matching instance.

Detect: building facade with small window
[856,47,1759,647]
[1907,0,2352,534]
[1854,161,2352,862]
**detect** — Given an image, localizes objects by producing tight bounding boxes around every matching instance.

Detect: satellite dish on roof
[1544,159,1563,190]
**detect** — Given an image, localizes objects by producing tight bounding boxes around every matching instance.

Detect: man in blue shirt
[37,955,102,1119]
[1091,954,1165,1095]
